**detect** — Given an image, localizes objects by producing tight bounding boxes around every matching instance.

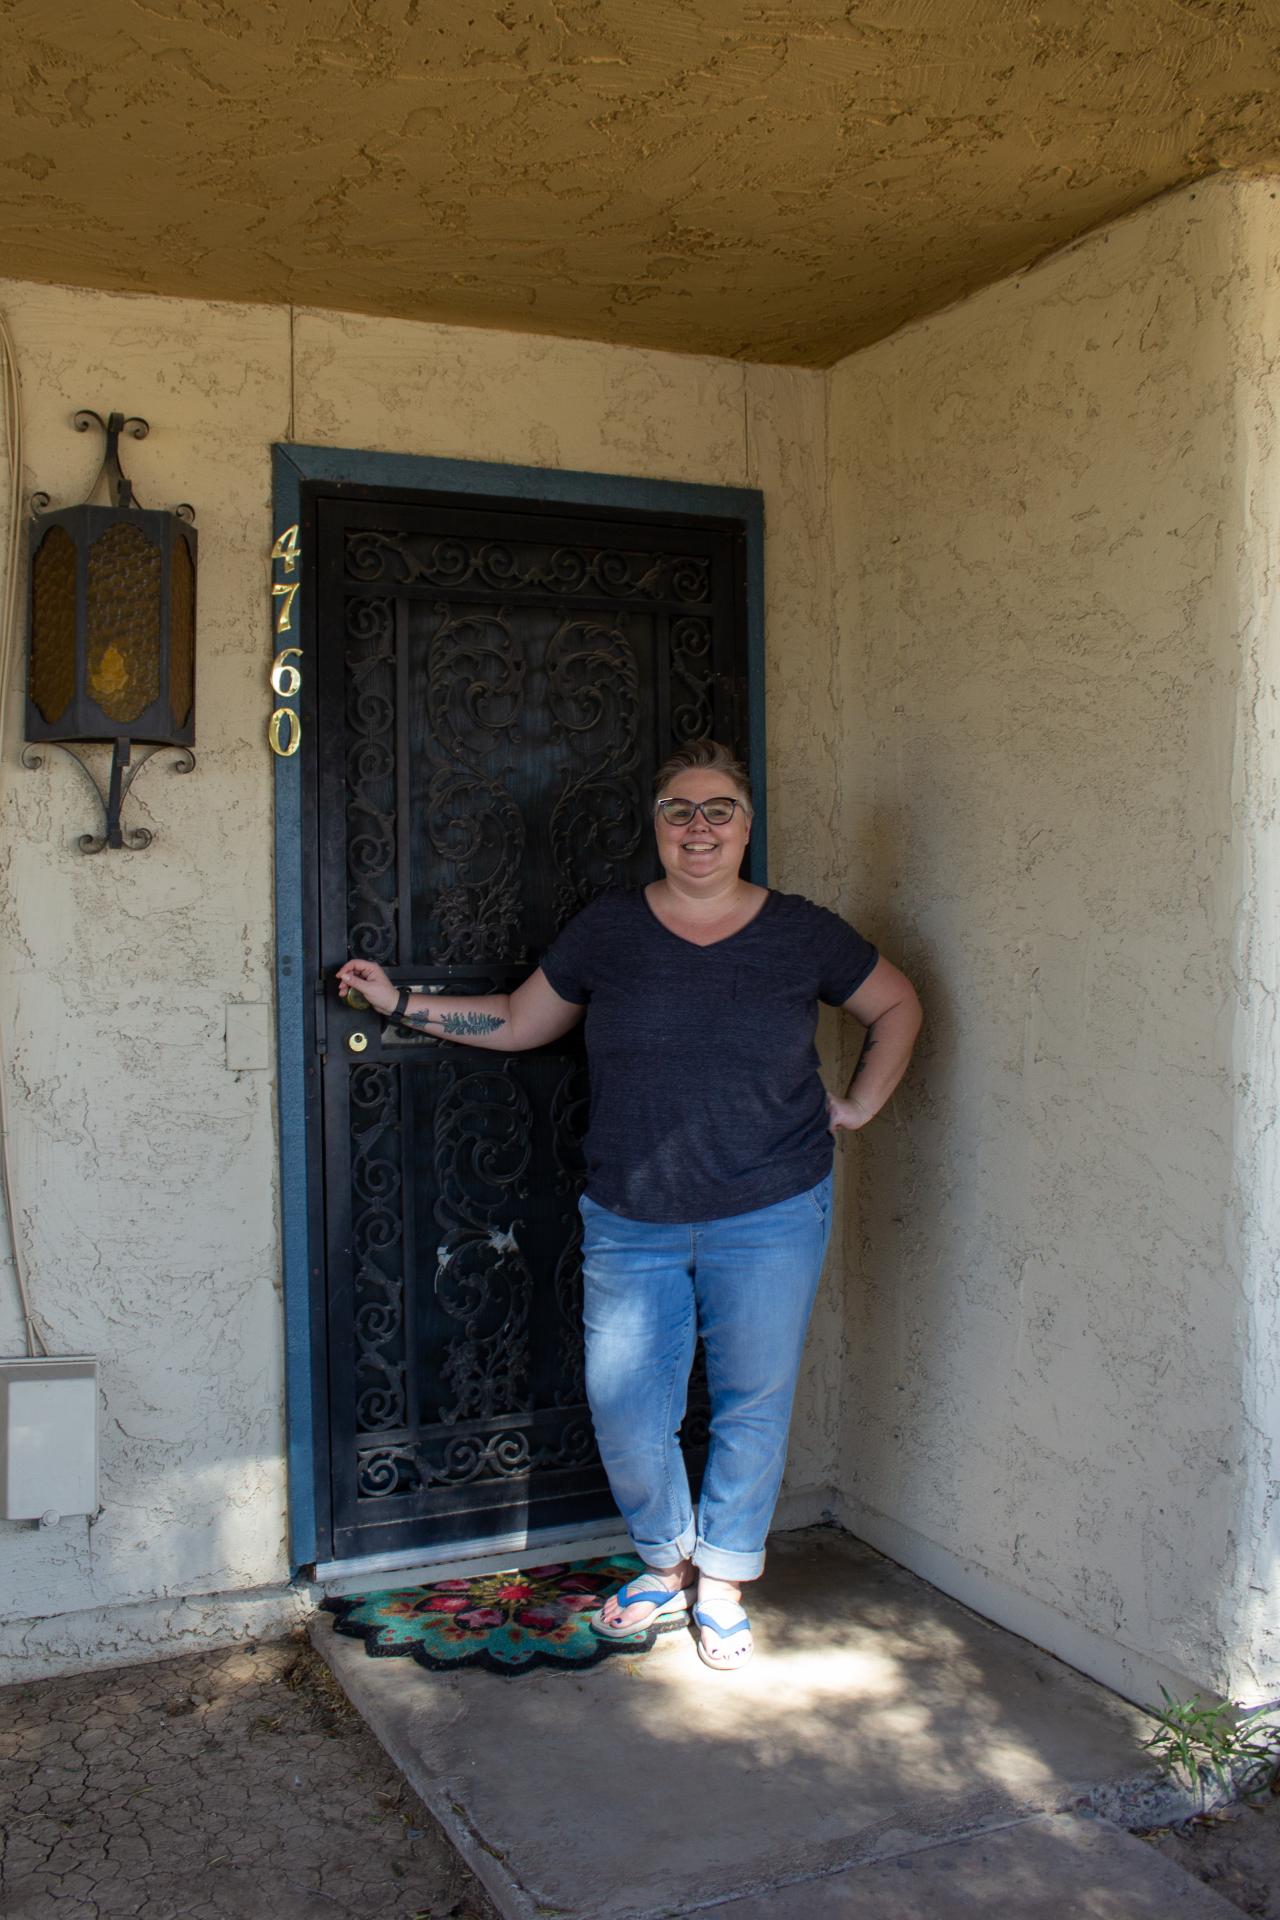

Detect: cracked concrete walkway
[313,1526,1248,1920]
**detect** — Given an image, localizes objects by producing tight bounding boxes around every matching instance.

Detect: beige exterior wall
[829,173,1280,1706]
[0,290,299,1678]
[0,283,840,1677]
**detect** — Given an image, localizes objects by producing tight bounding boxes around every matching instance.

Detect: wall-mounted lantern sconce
[23,410,196,852]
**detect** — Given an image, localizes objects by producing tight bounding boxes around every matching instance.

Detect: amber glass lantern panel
[86,522,161,726]
[29,524,77,728]
[169,532,195,732]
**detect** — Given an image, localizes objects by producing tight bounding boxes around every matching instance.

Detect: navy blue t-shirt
[540,889,877,1224]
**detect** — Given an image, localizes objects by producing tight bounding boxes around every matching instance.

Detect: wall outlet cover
[0,1356,99,1523]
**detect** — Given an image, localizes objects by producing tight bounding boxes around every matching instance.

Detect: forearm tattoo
[400,1008,506,1037]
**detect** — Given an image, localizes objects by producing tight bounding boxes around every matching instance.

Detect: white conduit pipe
[0,308,48,1357]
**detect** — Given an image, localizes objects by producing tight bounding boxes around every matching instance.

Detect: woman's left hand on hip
[827,1093,872,1134]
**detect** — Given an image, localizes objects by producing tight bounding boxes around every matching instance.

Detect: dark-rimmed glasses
[654,796,747,827]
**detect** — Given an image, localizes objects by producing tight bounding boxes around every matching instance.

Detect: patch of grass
[1143,1688,1280,1796]
[283,1642,362,1735]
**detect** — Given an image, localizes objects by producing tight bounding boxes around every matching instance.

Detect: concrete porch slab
[705,1813,1245,1917]
[311,1526,1190,1920]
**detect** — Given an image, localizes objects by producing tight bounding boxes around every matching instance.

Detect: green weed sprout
[1142,1688,1280,1796]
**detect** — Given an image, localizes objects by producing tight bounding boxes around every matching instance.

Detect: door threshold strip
[310,1518,633,1597]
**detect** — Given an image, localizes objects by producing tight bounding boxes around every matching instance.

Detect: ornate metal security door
[309,487,749,1563]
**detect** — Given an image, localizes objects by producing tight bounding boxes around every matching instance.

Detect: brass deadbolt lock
[347,1030,369,1054]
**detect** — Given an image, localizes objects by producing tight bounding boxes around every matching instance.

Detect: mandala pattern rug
[322,1553,684,1676]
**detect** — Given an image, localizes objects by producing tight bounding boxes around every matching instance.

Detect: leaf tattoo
[437,1010,505,1036]
[401,1008,505,1037]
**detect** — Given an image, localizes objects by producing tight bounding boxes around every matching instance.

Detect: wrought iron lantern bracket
[30,411,195,521]
[21,739,195,854]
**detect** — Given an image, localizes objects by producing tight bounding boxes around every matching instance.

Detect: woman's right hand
[335,958,398,1016]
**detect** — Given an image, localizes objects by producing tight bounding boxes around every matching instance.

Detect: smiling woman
[336,737,922,1673]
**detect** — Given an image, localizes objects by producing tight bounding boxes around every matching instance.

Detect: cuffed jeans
[580,1172,833,1583]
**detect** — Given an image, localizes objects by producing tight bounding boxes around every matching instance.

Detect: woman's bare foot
[695,1574,754,1668]
[598,1558,694,1632]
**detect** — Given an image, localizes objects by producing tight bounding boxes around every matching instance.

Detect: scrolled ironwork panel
[356,1414,597,1501]
[671,615,714,744]
[349,1061,409,1445]
[547,615,644,930]
[432,1060,534,1425]
[356,1447,419,1500]
[345,596,398,964]
[344,525,711,603]
[420,605,527,963]
[316,489,747,1561]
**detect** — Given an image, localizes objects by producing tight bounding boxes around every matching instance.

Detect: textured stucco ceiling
[2,0,1279,366]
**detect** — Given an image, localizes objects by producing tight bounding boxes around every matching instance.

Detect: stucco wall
[0,289,300,1677]
[0,283,840,1674]
[829,173,1280,1706]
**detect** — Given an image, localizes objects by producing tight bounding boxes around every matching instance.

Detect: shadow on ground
[312,1525,1272,1919]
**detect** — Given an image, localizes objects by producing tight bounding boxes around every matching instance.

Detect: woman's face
[653,767,752,885]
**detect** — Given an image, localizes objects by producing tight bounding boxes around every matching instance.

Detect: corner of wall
[1223,173,1280,1703]
[743,356,849,1495]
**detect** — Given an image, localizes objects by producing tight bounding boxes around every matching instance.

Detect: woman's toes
[694,1593,752,1667]
[702,1632,752,1666]
[600,1566,690,1632]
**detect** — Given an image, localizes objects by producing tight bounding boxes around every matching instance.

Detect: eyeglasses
[654,796,747,827]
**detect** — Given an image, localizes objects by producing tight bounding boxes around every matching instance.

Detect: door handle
[347,1030,369,1054]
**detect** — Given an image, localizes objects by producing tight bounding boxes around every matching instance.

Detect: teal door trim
[271,442,765,1570]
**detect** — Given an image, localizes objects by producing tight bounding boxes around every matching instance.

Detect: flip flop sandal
[693,1601,754,1670]
[590,1575,696,1641]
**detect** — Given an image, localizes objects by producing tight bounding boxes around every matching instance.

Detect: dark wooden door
[307,485,750,1563]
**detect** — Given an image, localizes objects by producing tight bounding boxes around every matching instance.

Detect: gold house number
[267,705,301,757]
[268,525,303,757]
[271,647,302,698]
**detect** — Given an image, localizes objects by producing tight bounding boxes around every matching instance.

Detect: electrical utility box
[0,1356,98,1524]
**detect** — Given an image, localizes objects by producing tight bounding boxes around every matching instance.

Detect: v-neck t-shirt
[540,888,878,1223]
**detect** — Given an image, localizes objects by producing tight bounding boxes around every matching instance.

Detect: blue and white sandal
[590,1574,695,1641]
[693,1599,754,1670]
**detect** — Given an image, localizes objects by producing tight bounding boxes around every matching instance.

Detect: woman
[337,740,921,1671]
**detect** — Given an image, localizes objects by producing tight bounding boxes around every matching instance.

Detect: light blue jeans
[580,1172,834,1582]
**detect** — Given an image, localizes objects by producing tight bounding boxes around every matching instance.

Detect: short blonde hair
[652,738,753,811]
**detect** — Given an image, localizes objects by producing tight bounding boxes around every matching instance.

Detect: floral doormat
[322,1553,683,1676]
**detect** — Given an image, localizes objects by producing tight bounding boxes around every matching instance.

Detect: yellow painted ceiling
[2,0,1279,366]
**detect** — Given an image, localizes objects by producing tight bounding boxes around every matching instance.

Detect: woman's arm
[827,956,922,1133]
[335,959,584,1051]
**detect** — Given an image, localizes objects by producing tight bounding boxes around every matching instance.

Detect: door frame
[271,441,765,1574]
